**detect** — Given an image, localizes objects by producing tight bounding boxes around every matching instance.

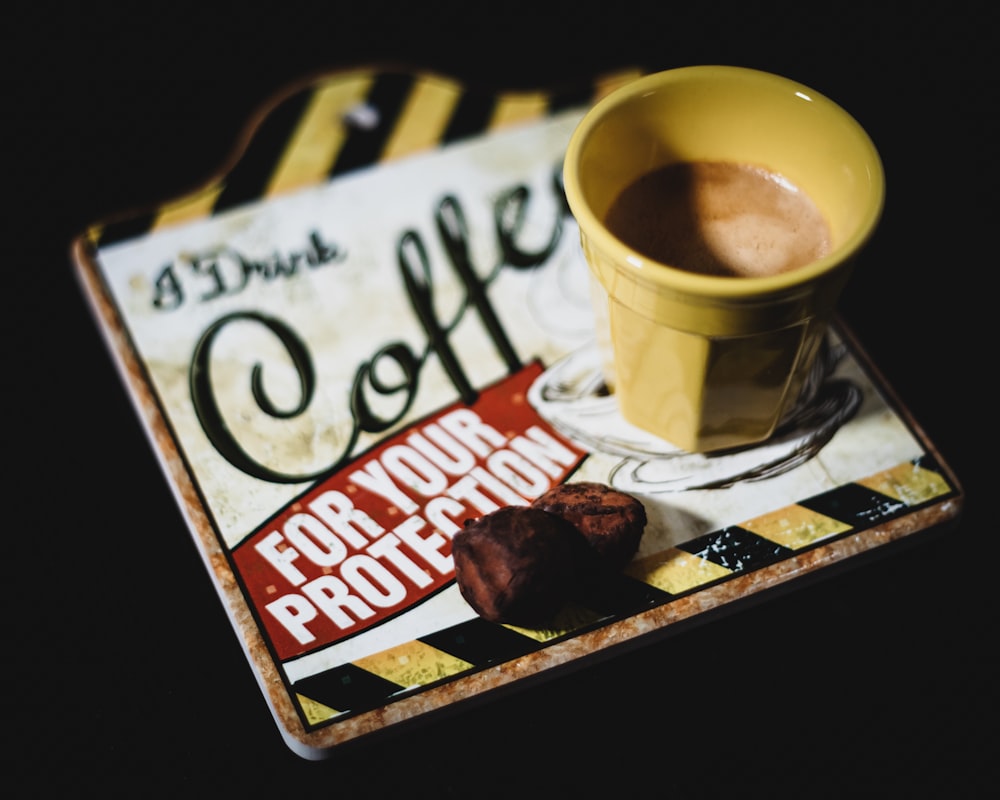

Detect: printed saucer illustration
[527,334,861,493]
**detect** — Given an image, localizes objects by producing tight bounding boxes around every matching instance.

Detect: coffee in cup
[604,160,832,279]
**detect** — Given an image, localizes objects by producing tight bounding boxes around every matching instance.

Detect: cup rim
[563,65,886,299]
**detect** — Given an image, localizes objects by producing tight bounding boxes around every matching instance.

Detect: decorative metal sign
[72,67,963,759]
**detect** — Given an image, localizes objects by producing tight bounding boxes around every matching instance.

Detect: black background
[6,2,995,796]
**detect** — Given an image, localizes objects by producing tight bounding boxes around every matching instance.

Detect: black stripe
[914,453,944,474]
[97,211,159,246]
[328,72,417,178]
[678,526,794,573]
[440,90,496,144]
[419,617,541,666]
[548,83,598,114]
[213,88,313,213]
[799,482,908,526]
[549,70,648,115]
[293,662,402,716]
[576,572,673,614]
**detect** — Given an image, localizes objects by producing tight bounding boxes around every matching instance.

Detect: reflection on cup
[563,65,884,453]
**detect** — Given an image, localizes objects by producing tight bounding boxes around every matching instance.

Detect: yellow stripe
[504,601,606,642]
[380,74,464,162]
[741,504,852,550]
[592,68,644,101]
[296,692,341,725]
[855,463,951,506]
[625,547,731,593]
[353,639,473,688]
[266,72,377,196]
[488,91,550,130]
[84,224,103,246]
[152,184,224,230]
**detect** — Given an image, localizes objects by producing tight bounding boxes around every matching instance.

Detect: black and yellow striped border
[89,66,644,248]
[292,453,958,730]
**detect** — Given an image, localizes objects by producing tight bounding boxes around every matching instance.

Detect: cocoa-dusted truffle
[452,506,588,626]
[532,481,647,571]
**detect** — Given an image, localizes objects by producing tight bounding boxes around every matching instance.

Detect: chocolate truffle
[531,481,647,571]
[452,506,588,626]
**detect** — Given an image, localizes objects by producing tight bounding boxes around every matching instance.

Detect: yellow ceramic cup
[563,65,884,453]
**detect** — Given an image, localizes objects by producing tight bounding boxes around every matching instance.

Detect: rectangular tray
[71,66,963,759]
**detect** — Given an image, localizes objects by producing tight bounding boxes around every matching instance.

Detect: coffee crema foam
[604,161,832,278]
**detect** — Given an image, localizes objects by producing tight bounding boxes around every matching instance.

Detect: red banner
[232,361,587,660]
